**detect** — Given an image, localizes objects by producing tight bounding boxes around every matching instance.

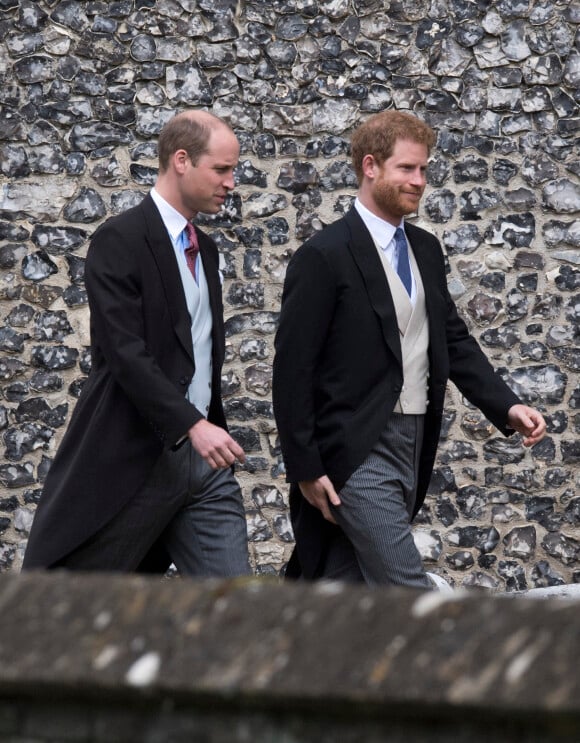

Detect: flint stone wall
[0,0,579,588]
[2,572,580,742]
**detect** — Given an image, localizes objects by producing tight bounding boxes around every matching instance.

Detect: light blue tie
[394,227,412,296]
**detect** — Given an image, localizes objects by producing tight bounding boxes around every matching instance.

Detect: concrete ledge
[1,572,580,742]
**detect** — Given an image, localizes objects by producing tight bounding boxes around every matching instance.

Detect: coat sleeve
[412,225,521,434]
[442,275,521,435]
[84,219,200,446]
[272,243,337,483]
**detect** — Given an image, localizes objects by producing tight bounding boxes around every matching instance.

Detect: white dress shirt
[354,198,417,303]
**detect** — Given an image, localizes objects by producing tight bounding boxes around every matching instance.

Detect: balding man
[23,111,251,576]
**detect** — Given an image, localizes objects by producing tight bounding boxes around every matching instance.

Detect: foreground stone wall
[1,572,580,742]
[0,0,578,586]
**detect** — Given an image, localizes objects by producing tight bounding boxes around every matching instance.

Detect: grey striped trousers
[323,413,432,589]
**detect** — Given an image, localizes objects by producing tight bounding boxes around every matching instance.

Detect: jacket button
[180,376,189,386]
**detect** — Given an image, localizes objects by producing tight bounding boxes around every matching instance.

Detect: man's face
[369,138,429,225]
[181,127,239,215]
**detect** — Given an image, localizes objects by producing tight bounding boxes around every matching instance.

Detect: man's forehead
[207,126,238,147]
[388,138,429,158]
[201,126,237,152]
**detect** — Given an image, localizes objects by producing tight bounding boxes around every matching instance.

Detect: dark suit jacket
[23,194,228,570]
[272,207,520,579]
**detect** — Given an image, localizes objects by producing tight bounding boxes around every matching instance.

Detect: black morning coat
[272,207,521,579]
[23,194,228,570]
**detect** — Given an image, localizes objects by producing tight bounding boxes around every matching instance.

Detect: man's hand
[507,404,547,447]
[188,419,246,469]
[299,475,341,524]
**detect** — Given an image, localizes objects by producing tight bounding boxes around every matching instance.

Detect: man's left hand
[506,404,546,447]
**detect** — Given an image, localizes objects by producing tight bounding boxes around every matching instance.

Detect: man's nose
[224,171,235,189]
[410,168,426,186]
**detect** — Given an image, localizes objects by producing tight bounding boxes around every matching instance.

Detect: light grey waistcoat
[175,254,213,416]
[375,239,430,414]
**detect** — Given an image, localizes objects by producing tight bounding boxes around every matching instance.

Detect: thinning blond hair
[157,111,234,172]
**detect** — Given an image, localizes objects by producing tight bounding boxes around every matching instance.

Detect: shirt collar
[150,188,189,244]
[354,198,405,247]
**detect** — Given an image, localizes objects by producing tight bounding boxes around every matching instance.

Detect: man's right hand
[188,419,245,469]
[298,476,341,524]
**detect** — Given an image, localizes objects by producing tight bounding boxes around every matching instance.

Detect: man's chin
[196,206,225,218]
[403,194,422,207]
[400,200,421,215]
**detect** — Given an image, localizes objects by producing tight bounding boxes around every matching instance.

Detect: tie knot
[394,227,406,243]
[183,223,199,282]
[184,222,198,251]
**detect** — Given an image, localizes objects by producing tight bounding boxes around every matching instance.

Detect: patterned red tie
[184,222,199,282]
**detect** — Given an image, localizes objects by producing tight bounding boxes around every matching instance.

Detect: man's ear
[361,153,376,180]
[173,149,189,175]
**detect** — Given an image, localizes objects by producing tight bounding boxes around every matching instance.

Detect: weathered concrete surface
[1,571,579,724]
[519,583,580,600]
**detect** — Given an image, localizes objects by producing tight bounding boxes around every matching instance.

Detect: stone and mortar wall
[0,0,578,587]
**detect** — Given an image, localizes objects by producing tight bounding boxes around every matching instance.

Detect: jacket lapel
[140,195,195,364]
[405,223,447,331]
[344,208,403,368]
